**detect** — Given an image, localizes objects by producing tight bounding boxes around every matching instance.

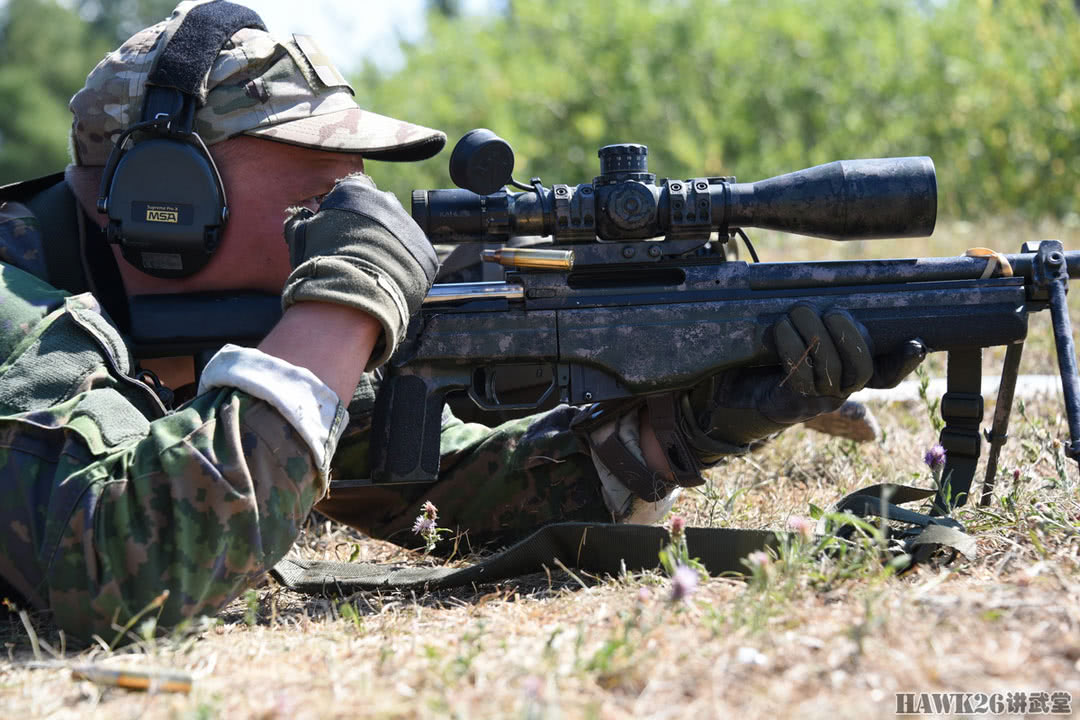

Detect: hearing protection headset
[96,1,267,278]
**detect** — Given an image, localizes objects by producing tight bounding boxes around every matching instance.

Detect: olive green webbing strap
[23,177,91,295]
[270,484,976,595]
[271,523,781,594]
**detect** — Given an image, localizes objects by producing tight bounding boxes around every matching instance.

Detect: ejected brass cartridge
[481,248,575,270]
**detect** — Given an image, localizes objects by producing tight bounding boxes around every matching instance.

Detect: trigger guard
[466,368,557,412]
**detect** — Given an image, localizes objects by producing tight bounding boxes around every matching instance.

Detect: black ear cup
[94,1,268,279]
[103,135,227,278]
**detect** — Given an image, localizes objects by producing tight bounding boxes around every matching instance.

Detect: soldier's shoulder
[0,200,49,278]
[0,240,73,361]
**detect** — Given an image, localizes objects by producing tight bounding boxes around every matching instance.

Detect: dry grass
[2,219,1079,719]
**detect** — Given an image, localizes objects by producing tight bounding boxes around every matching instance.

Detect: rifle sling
[271,484,975,596]
[273,524,779,593]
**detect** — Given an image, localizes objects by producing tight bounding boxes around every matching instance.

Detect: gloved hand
[684,304,926,461]
[282,173,439,371]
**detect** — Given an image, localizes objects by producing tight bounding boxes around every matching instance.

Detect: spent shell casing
[71,665,193,693]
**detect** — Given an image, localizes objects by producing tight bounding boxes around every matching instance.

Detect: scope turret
[596,144,653,185]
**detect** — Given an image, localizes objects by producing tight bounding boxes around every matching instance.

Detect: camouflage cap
[69,0,445,166]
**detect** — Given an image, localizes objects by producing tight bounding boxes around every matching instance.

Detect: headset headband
[142,2,267,130]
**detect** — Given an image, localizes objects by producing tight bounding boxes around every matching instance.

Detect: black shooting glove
[683,304,926,463]
[282,173,439,371]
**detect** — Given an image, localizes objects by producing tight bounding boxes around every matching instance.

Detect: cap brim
[243,107,446,162]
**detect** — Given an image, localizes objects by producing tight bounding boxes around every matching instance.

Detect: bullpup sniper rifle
[369,129,1080,515]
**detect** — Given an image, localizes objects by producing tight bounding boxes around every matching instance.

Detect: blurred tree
[74,0,179,43]
[0,0,177,183]
[0,0,112,181]
[427,0,461,18]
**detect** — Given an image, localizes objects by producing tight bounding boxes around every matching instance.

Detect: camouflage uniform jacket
[0,196,613,640]
[0,198,341,639]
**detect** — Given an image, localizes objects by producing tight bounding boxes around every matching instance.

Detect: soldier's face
[211,136,366,292]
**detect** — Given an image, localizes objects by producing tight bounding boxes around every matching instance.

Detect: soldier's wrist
[259,302,381,406]
[638,404,675,480]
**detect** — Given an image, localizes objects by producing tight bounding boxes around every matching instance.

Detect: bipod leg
[980,341,1024,507]
[1040,243,1080,469]
[932,348,984,516]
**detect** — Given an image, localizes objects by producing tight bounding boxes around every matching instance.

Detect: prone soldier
[0,1,922,639]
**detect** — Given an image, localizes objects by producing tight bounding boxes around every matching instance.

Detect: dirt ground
[1,220,1078,719]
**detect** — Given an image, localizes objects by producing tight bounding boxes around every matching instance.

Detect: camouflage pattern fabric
[0,201,49,278]
[321,394,610,553]
[0,262,324,640]
[69,1,444,166]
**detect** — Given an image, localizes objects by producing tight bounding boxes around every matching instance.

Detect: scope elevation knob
[598,144,649,175]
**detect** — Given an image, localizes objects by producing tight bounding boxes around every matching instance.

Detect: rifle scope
[413,140,937,243]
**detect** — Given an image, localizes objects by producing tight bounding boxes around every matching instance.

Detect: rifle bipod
[936,239,1080,513]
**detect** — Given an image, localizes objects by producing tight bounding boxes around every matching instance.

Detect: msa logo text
[145,206,179,223]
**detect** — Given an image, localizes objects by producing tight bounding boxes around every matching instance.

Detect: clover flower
[746,550,772,570]
[669,565,699,603]
[786,515,815,539]
[924,443,947,487]
[412,515,436,536]
[923,443,946,470]
[670,515,686,537]
[412,500,443,553]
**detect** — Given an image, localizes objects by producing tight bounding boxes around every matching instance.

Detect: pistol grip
[370,373,445,484]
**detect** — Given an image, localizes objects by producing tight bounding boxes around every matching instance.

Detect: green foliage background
[358,0,1080,220]
[2,0,1078,221]
[0,0,177,182]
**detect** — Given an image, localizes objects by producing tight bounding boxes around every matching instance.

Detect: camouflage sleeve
[42,390,326,640]
[319,387,614,550]
[0,266,336,640]
[0,201,50,278]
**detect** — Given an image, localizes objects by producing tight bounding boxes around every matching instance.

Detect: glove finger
[789,305,842,396]
[824,310,874,392]
[867,339,928,389]
[282,207,314,268]
[774,316,815,395]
